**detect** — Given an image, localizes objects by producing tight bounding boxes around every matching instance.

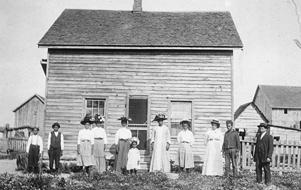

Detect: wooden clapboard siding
[235,104,265,137]
[253,88,272,122]
[14,96,45,138]
[44,49,233,166]
[272,108,301,129]
[235,104,301,142]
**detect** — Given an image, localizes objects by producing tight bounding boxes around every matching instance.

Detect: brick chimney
[133,0,142,13]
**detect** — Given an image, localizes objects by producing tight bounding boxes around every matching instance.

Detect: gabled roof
[13,94,45,112]
[254,85,301,109]
[38,9,243,48]
[234,102,269,122]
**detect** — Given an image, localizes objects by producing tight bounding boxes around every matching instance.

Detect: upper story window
[170,101,192,136]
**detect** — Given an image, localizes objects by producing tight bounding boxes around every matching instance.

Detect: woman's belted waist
[181,141,190,144]
[119,138,128,141]
[94,138,103,140]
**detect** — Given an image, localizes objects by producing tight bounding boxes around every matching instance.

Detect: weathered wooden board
[44,49,233,168]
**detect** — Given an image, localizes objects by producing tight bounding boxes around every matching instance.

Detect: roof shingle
[257,85,301,109]
[38,9,243,48]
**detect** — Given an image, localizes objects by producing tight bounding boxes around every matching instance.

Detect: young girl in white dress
[127,137,140,175]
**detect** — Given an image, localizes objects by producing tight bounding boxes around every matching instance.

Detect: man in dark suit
[253,123,273,185]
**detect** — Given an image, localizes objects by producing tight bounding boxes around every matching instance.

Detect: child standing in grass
[26,127,43,174]
[127,137,140,175]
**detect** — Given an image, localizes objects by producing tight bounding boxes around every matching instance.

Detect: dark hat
[94,114,105,124]
[211,119,220,127]
[118,116,132,122]
[153,114,167,122]
[80,114,94,125]
[52,122,60,129]
[258,123,269,129]
[226,120,233,126]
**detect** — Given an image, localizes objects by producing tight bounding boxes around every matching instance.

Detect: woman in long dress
[202,119,224,176]
[91,114,107,173]
[150,114,171,173]
[177,119,194,172]
[115,116,132,174]
[77,114,95,175]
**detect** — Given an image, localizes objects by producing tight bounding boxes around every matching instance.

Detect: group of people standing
[25,112,273,185]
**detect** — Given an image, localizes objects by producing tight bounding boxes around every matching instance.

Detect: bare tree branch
[290,0,301,48]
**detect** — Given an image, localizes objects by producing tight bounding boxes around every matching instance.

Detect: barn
[12,94,45,138]
[235,85,301,141]
[38,2,242,169]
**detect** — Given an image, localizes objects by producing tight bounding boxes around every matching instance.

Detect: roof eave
[38,44,243,50]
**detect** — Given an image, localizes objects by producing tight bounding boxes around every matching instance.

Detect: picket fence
[241,139,301,172]
[8,137,27,152]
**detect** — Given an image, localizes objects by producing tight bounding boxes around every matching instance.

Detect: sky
[0,0,301,126]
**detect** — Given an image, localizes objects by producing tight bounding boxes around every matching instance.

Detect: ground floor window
[85,99,105,116]
[170,101,192,136]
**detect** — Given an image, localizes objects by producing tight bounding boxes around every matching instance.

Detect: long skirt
[115,139,130,172]
[77,141,94,167]
[149,140,170,172]
[177,143,194,169]
[94,139,106,172]
[202,140,223,176]
[28,144,40,173]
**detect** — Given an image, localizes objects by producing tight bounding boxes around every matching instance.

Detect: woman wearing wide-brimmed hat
[177,119,195,172]
[149,113,171,173]
[202,119,224,176]
[77,114,95,175]
[91,114,107,173]
[114,116,132,174]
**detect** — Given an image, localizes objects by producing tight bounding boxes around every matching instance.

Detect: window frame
[126,94,150,154]
[82,96,108,129]
[168,100,194,138]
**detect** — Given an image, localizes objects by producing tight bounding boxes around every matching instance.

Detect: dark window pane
[87,100,92,108]
[129,99,147,124]
[93,101,98,108]
[99,101,104,108]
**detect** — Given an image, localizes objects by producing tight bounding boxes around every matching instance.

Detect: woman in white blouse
[91,114,107,173]
[77,114,95,175]
[177,119,195,172]
[26,127,43,174]
[114,116,132,174]
[202,119,224,176]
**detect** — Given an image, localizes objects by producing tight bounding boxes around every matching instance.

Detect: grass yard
[0,170,300,190]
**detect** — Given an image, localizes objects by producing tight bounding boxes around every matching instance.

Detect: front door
[127,95,149,154]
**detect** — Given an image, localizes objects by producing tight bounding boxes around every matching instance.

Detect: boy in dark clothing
[254,123,273,185]
[26,127,43,174]
[222,120,240,177]
[47,122,64,173]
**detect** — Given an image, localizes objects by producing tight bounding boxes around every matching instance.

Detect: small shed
[13,94,45,138]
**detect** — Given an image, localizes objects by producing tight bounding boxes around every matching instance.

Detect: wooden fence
[8,137,27,152]
[241,139,301,172]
